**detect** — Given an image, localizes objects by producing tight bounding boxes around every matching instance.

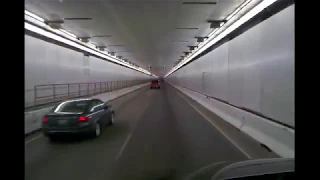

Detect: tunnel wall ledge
[168,82,294,158]
[24,83,149,135]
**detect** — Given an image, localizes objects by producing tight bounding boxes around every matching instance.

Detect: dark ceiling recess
[184,52,190,56]
[175,27,199,30]
[172,40,189,43]
[96,46,106,51]
[188,46,197,50]
[174,60,181,65]
[117,56,122,59]
[44,20,64,24]
[64,18,93,20]
[44,20,64,29]
[108,45,124,47]
[92,35,112,37]
[109,52,116,56]
[182,2,216,5]
[78,37,90,43]
[117,51,131,53]
[207,20,227,28]
[195,37,207,42]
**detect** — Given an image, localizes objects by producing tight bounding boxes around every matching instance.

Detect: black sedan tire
[48,135,58,142]
[92,122,101,138]
[110,113,115,125]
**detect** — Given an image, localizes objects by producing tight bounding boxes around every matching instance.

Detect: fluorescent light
[60,29,77,38]
[166,0,278,77]
[25,10,44,22]
[226,0,252,21]
[208,28,219,37]
[25,22,151,75]
[87,43,97,49]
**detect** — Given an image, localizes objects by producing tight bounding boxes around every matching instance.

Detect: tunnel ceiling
[25,0,247,76]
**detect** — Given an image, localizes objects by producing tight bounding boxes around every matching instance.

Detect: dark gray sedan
[42,98,115,140]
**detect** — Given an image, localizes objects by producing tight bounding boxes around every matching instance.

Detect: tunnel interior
[25,0,295,179]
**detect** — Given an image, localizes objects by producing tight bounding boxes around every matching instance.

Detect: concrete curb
[168,82,294,158]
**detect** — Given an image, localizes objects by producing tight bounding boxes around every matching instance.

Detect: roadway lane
[25,86,152,180]
[108,84,249,180]
[25,83,276,180]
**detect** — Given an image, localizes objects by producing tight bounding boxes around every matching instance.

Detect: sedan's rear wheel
[110,113,115,125]
[48,135,58,142]
[94,122,101,137]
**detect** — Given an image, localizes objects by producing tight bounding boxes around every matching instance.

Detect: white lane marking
[115,89,152,160]
[177,92,252,159]
[25,134,43,144]
[116,133,132,160]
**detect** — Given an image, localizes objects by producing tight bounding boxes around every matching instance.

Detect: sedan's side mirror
[103,104,112,109]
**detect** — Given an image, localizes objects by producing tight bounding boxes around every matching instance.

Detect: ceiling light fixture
[226,0,252,21]
[60,29,77,38]
[25,10,44,22]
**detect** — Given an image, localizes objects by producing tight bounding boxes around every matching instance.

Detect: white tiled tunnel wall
[25,35,150,107]
[168,4,295,128]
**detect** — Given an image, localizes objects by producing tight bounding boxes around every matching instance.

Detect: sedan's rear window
[151,80,159,83]
[54,100,90,113]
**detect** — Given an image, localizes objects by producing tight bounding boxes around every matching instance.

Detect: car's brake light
[78,115,91,122]
[42,116,48,123]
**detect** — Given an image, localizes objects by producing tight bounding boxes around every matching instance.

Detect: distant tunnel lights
[165,0,278,77]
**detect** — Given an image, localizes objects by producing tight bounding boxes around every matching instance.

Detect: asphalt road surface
[25,83,277,180]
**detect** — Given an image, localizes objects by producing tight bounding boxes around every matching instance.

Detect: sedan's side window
[95,100,104,106]
[89,101,99,112]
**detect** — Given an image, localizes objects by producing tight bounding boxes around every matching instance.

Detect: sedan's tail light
[78,115,91,122]
[42,116,48,123]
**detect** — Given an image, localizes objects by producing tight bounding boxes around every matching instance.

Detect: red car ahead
[150,80,160,89]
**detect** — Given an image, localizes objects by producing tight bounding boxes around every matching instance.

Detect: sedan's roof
[62,99,93,103]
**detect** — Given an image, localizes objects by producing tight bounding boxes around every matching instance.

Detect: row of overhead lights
[166,0,278,77]
[24,10,156,77]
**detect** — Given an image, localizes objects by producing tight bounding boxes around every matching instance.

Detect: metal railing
[30,80,147,108]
